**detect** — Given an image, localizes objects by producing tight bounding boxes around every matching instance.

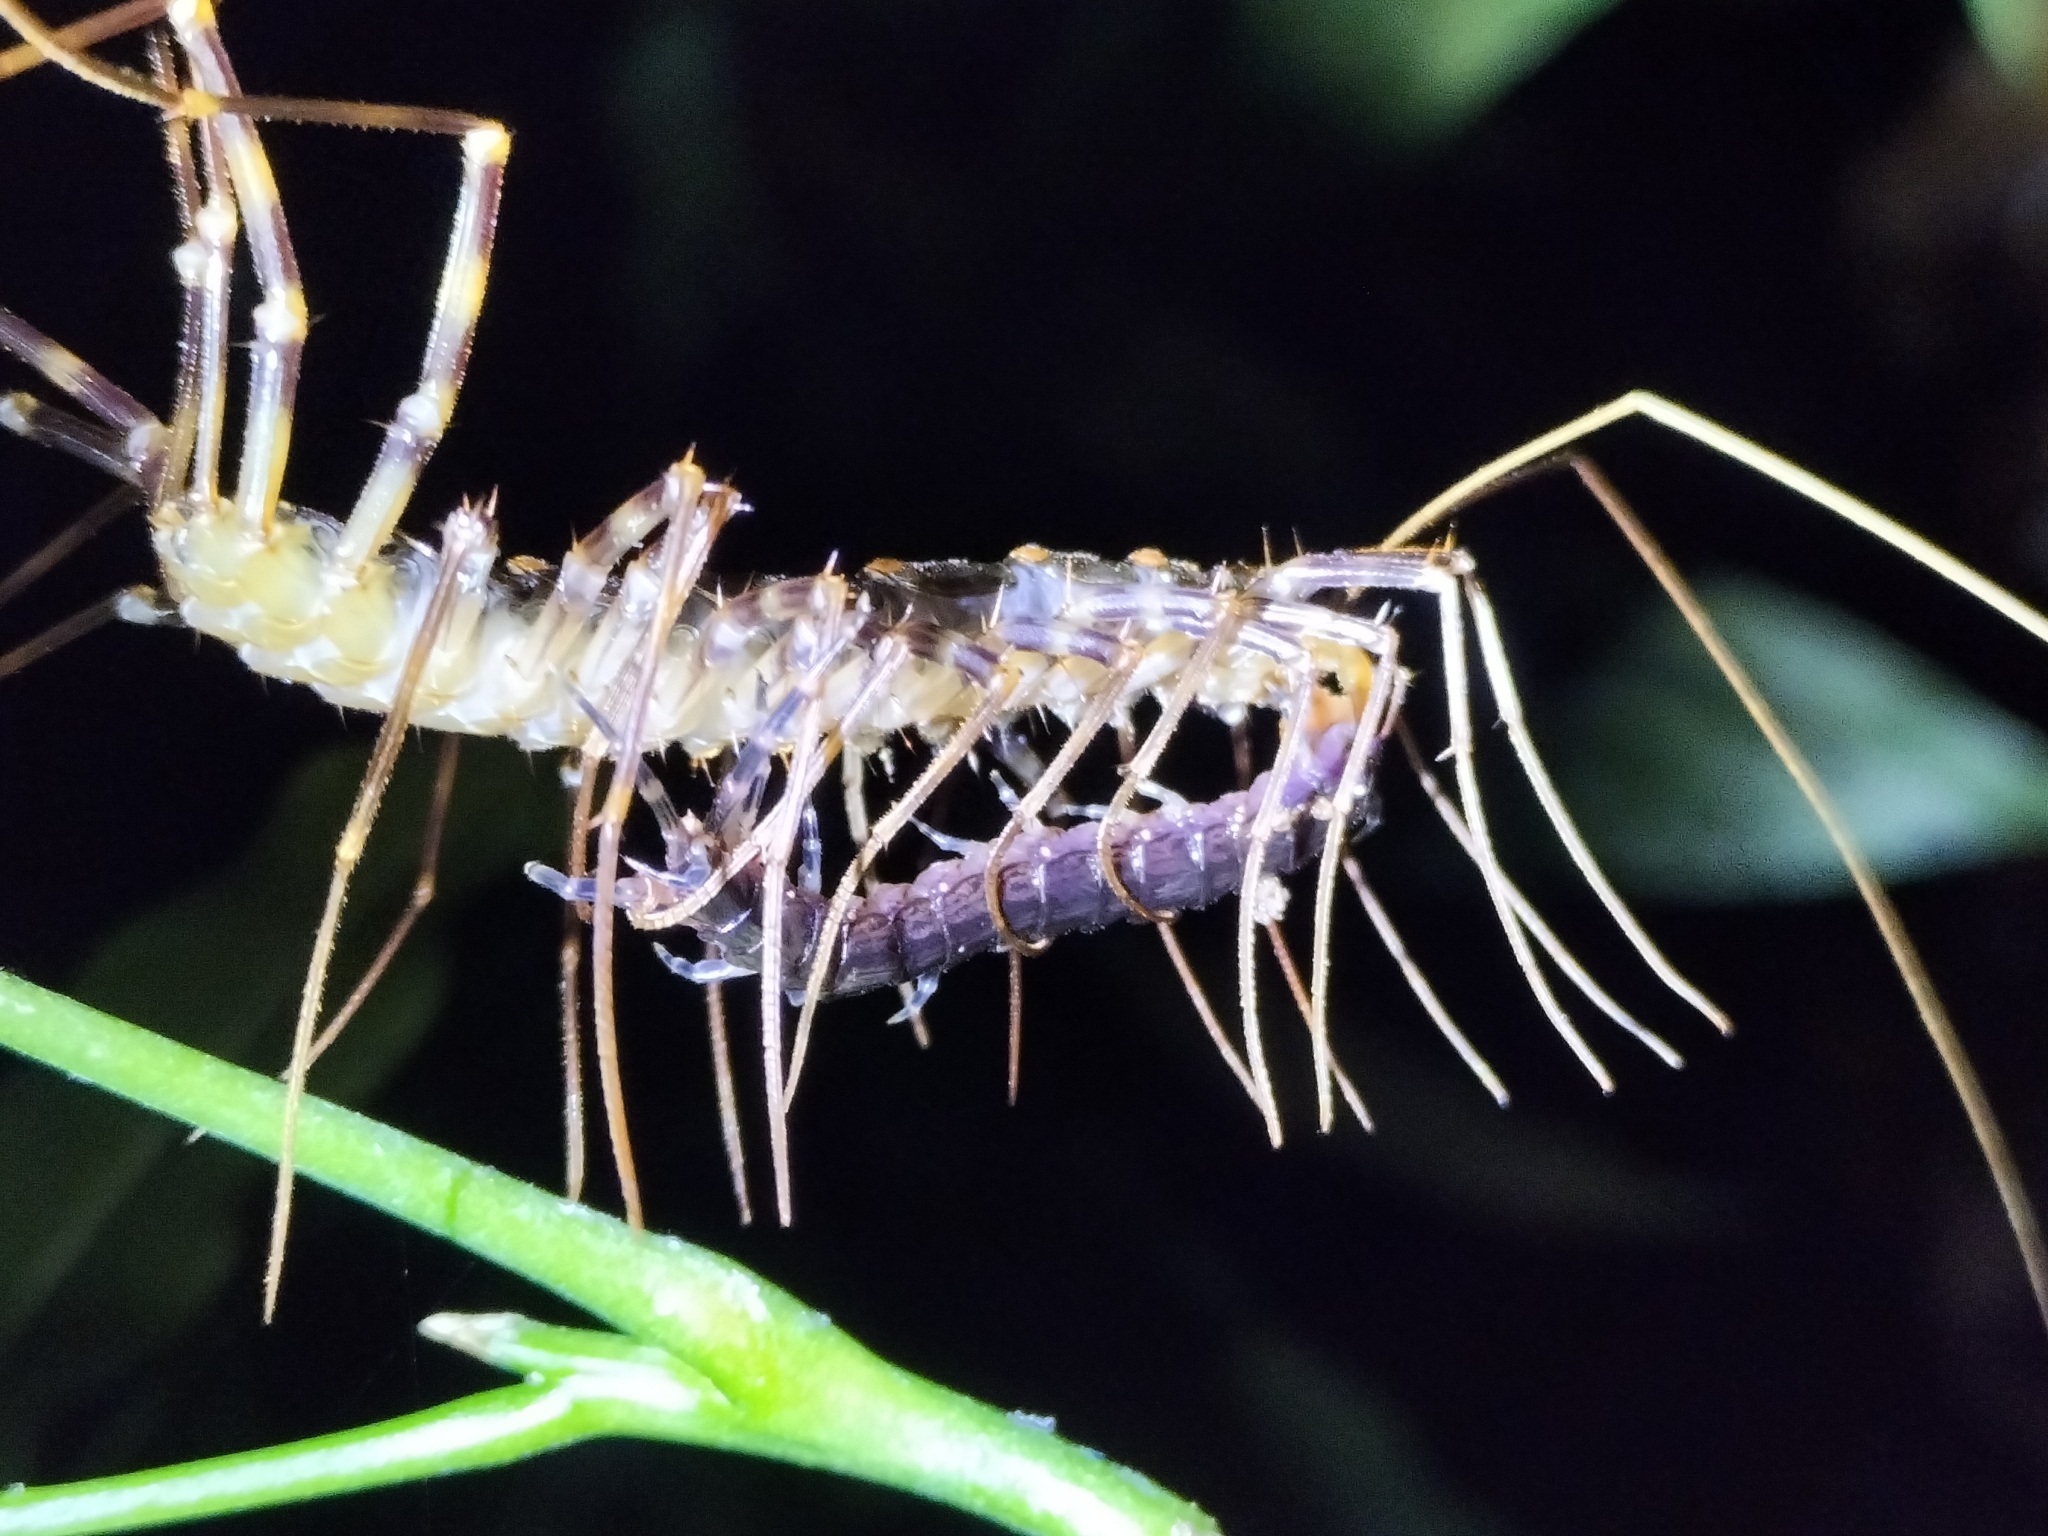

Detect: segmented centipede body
[5,0,2047,1348]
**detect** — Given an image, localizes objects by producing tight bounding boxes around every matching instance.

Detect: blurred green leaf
[1240,0,1624,147]
[1965,0,2048,92]
[1555,572,2048,902]
[1236,1333,1512,1536]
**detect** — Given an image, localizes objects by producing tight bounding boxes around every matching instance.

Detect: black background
[4,1,2048,1531]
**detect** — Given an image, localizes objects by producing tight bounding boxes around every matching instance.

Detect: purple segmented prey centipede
[5,0,2048,1338]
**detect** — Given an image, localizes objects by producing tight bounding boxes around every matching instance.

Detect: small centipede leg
[264,500,494,1319]
[1262,922,1372,1133]
[1155,923,1261,1109]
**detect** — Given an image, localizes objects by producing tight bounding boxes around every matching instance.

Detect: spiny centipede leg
[1263,922,1372,1134]
[1155,924,1261,1110]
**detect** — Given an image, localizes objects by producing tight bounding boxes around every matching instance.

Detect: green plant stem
[0,971,1219,1536]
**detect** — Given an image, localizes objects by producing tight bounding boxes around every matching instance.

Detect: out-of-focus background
[5,0,2048,1530]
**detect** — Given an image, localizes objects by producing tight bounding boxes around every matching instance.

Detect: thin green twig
[0,970,1219,1536]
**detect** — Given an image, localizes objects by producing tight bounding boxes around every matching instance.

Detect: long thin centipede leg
[1341,854,1510,1106]
[304,734,461,1066]
[1463,570,1731,1035]
[558,753,597,1202]
[1565,452,2048,1341]
[264,501,493,1320]
[586,467,719,1230]
[1394,717,1681,1068]
[1433,571,1614,1092]
[704,979,752,1224]
[758,699,828,1225]
[1155,924,1262,1110]
[1304,625,1401,1131]
[843,748,930,1046]
[1232,666,1319,1148]
[1007,949,1024,1105]
[0,591,127,679]
[0,0,165,85]
[1263,922,1373,1133]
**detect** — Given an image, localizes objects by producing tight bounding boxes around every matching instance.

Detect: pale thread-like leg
[758,703,828,1226]
[1155,924,1262,1111]
[0,0,167,85]
[1007,950,1024,1106]
[1232,666,1317,1148]
[1340,854,1509,1106]
[586,468,716,1230]
[1263,922,1373,1133]
[1565,452,2048,1340]
[1305,627,1400,1132]
[1433,573,1615,1092]
[704,980,752,1224]
[305,734,461,1065]
[264,504,494,1320]
[1392,719,1681,1068]
[1463,571,1731,1035]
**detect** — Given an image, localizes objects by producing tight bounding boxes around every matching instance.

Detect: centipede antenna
[704,980,752,1225]
[1433,572,1614,1093]
[1341,854,1510,1106]
[558,754,597,1202]
[1265,922,1373,1133]
[307,733,462,1065]
[1235,666,1318,1147]
[1155,923,1261,1110]
[1464,572,1732,1036]
[842,745,931,1046]
[1007,949,1024,1105]
[264,501,492,1321]
[1393,720,1681,1069]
